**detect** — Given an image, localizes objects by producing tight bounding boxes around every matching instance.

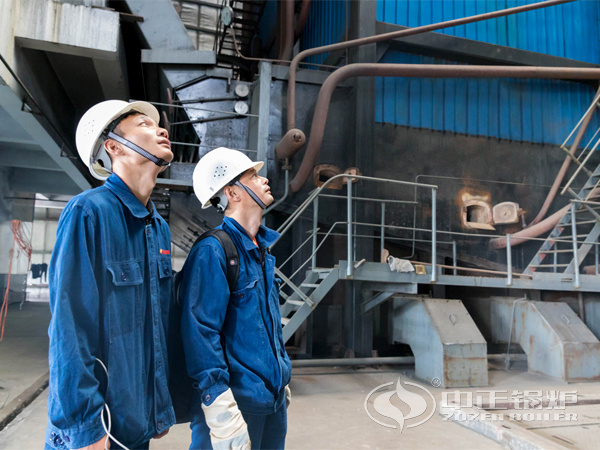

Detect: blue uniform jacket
[181,216,292,414]
[45,174,175,449]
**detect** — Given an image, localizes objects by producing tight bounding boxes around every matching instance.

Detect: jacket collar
[222,216,279,251]
[104,173,158,219]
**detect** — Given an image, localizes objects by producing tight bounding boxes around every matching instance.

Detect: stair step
[576,220,599,226]
[281,317,290,325]
[300,283,320,288]
[311,267,333,273]
[539,249,574,254]
[286,299,305,307]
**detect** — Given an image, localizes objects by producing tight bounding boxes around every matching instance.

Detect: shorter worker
[180,147,292,449]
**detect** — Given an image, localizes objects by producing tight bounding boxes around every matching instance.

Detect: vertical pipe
[595,243,599,275]
[380,202,386,262]
[506,234,513,286]
[452,241,457,276]
[571,203,580,288]
[312,196,319,269]
[554,250,558,273]
[347,181,353,277]
[431,188,437,283]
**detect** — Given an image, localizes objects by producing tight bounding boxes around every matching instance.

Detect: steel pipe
[530,85,600,226]
[279,0,295,61]
[290,63,600,193]
[290,353,526,368]
[286,0,576,130]
[294,0,312,41]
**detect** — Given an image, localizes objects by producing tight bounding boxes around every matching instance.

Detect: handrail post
[570,203,580,289]
[380,202,386,262]
[452,240,457,276]
[431,188,437,283]
[506,234,512,286]
[596,243,599,275]
[347,180,353,277]
[312,197,319,269]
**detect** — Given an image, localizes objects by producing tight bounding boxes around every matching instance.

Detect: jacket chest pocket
[107,261,143,338]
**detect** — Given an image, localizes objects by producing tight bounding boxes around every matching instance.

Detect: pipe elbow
[275,128,306,159]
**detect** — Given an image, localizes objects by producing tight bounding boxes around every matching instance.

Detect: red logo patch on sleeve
[160,249,171,255]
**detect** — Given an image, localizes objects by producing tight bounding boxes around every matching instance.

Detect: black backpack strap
[192,229,240,292]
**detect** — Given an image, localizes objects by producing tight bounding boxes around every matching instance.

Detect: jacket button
[163,268,169,275]
[63,435,70,443]
[53,436,63,446]
[204,394,211,402]
[121,273,127,282]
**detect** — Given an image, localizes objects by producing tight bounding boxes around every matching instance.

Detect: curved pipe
[275,128,306,159]
[294,0,312,41]
[289,63,600,193]
[489,204,570,250]
[279,0,295,61]
[286,0,575,130]
[529,86,600,226]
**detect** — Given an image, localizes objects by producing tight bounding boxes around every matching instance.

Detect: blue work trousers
[190,404,287,450]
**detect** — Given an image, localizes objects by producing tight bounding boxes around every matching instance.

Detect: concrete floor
[2,298,600,449]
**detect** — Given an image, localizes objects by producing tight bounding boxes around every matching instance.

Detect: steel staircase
[524,95,600,276]
[277,267,340,343]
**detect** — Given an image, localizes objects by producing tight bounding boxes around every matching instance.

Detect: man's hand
[75,435,109,450]
[154,429,170,439]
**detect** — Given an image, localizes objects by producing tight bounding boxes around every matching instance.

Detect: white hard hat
[193,147,264,210]
[75,100,160,180]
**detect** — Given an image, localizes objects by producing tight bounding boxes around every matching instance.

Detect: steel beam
[10,168,83,195]
[248,62,271,177]
[392,297,488,388]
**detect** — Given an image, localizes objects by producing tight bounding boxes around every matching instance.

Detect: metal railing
[272,175,600,295]
[272,173,438,281]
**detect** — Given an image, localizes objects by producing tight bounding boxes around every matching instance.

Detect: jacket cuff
[45,414,105,449]
[200,384,229,407]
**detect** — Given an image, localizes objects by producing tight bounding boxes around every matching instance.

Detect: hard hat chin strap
[106,131,170,167]
[234,181,267,210]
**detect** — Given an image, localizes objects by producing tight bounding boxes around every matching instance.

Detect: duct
[289,63,600,193]
[529,85,600,226]
[294,0,312,41]
[285,0,576,131]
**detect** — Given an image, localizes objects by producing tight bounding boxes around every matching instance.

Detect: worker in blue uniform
[45,100,175,450]
[181,147,292,449]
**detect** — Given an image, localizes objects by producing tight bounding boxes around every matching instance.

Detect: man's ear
[104,138,122,158]
[223,185,238,203]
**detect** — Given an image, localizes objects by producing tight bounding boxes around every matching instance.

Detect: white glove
[201,389,251,450]
[285,385,291,408]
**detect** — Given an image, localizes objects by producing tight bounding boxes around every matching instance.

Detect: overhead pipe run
[289,64,600,193]
[283,0,576,132]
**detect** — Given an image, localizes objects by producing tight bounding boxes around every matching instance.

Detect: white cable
[95,358,130,450]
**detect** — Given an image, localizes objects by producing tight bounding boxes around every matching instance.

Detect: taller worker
[181,148,292,449]
[45,100,175,450]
